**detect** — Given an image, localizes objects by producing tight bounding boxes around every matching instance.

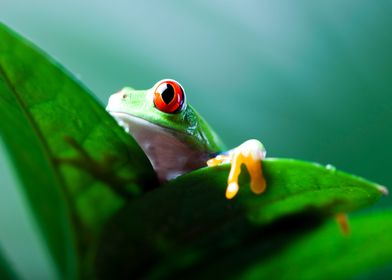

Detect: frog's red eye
[153,80,185,114]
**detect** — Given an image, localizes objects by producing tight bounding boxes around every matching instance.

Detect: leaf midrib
[0,63,80,275]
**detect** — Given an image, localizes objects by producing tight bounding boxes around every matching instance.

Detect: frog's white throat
[109,112,209,182]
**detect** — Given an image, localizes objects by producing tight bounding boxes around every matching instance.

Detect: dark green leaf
[0,248,18,280]
[236,210,392,280]
[0,23,157,278]
[96,158,385,278]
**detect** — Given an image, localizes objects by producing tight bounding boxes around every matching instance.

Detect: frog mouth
[107,111,200,150]
[106,111,156,134]
[107,111,182,138]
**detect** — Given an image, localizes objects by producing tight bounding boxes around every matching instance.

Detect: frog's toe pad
[226,182,239,199]
[207,154,230,167]
[335,213,350,235]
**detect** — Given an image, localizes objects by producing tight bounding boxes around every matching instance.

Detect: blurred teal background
[1,0,392,278]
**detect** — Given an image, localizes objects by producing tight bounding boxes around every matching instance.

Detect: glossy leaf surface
[96,159,385,278]
[0,23,157,278]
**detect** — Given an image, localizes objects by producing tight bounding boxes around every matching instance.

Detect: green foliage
[0,23,157,278]
[240,211,392,280]
[0,249,17,280]
[0,23,389,279]
[95,160,384,278]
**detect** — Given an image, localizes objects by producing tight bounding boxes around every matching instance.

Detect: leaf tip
[377,185,389,196]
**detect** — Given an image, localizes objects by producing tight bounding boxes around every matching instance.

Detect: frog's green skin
[106,79,226,182]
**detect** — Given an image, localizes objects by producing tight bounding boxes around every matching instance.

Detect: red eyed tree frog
[106,79,266,199]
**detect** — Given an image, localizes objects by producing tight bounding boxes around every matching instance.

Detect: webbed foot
[207,139,266,199]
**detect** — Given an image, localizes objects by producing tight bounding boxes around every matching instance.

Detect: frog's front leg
[207,139,266,199]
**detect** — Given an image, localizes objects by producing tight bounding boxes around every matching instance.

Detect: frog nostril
[122,94,127,99]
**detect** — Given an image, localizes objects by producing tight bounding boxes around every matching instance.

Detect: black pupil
[161,84,175,104]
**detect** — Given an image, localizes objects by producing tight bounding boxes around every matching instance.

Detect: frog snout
[106,90,125,111]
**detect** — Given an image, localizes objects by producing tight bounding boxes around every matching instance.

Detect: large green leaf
[148,211,392,280]
[0,248,18,280]
[96,158,385,278]
[0,23,157,278]
[238,210,392,280]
